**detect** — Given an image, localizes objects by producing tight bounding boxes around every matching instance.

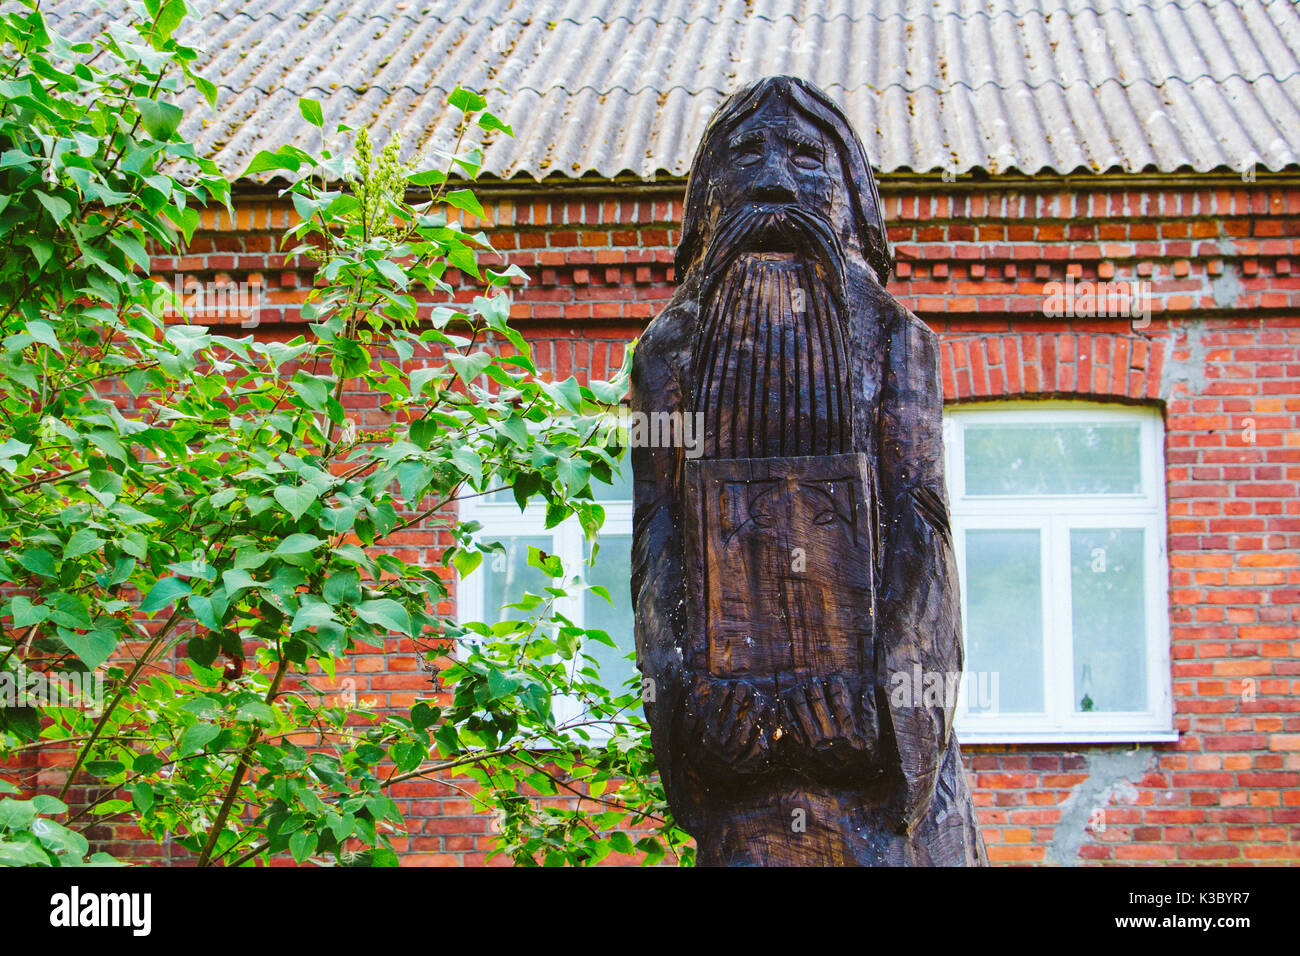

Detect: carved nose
[749,156,797,203]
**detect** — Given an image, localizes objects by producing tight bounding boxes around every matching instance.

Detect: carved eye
[812,509,838,526]
[733,142,763,166]
[792,147,822,170]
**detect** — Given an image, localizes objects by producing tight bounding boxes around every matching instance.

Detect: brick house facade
[39,171,1290,865]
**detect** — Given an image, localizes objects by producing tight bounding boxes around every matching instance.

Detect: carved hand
[776,673,879,780]
[678,671,880,784]
[679,673,778,779]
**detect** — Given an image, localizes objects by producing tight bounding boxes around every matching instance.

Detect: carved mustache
[698,202,848,313]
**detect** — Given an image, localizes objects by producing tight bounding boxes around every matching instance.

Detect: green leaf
[396,461,433,504]
[289,829,317,864]
[298,97,323,127]
[450,548,482,578]
[289,372,332,411]
[48,593,93,630]
[409,417,440,449]
[557,456,591,494]
[0,799,37,831]
[444,189,485,219]
[32,795,68,816]
[407,169,446,187]
[493,415,529,448]
[187,633,218,666]
[129,783,154,814]
[356,599,412,637]
[21,235,53,270]
[374,258,407,288]
[411,702,439,730]
[88,430,127,463]
[291,602,336,633]
[110,233,151,271]
[236,701,274,725]
[135,98,184,140]
[153,0,186,42]
[328,812,356,842]
[8,596,48,627]
[234,549,271,570]
[34,191,72,223]
[447,86,487,113]
[526,546,563,578]
[0,439,32,471]
[241,146,309,177]
[274,534,322,555]
[450,447,482,478]
[323,569,360,606]
[273,485,318,522]
[221,568,257,597]
[25,320,62,353]
[541,376,583,413]
[63,529,102,560]
[120,533,149,560]
[140,576,191,613]
[447,351,491,384]
[57,626,119,671]
[486,668,519,701]
[0,841,50,866]
[178,723,219,756]
[477,111,514,136]
[30,817,89,859]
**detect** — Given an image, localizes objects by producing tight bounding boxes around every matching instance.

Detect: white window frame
[456,484,636,742]
[944,400,1175,744]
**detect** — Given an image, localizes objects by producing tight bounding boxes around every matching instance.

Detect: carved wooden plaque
[683,454,875,682]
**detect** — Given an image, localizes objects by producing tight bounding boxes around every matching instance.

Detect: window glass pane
[589,458,632,502]
[964,529,1043,713]
[480,535,553,622]
[582,534,639,696]
[1071,528,1147,712]
[963,422,1142,495]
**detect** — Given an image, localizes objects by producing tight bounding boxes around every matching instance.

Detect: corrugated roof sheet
[41,0,1300,179]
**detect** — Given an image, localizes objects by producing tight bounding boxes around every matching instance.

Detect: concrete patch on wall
[1210,262,1243,311]
[1160,320,1211,399]
[1047,746,1155,866]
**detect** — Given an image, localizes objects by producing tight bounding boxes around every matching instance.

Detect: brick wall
[18,175,1300,864]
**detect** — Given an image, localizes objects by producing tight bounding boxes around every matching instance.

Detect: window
[456,464,640,737]
[945,402,1174,743]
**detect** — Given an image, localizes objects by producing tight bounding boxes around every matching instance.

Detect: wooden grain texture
[630,75,987,866]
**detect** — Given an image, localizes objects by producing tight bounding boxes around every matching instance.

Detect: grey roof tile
[39,0,1300,179]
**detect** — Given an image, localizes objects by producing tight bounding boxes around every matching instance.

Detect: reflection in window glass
[481,535,553,623]
[583,534,639,698]
[964,423,1141,495]
[1071,528,1147,713]
[964,529,1043,713]
[589,461,633,502]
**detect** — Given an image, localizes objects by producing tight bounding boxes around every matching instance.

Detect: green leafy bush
[0,0,689,866]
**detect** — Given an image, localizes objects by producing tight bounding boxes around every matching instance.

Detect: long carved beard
[689,204,853,459]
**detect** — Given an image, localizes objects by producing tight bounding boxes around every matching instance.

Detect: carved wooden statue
[630,76,987,866]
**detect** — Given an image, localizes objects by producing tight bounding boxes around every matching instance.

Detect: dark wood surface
[631,75,987,866]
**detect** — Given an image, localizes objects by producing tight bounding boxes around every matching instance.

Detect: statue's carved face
[712,104,853,247]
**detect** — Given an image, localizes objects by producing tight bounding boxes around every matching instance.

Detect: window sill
[957,728,1179,746]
